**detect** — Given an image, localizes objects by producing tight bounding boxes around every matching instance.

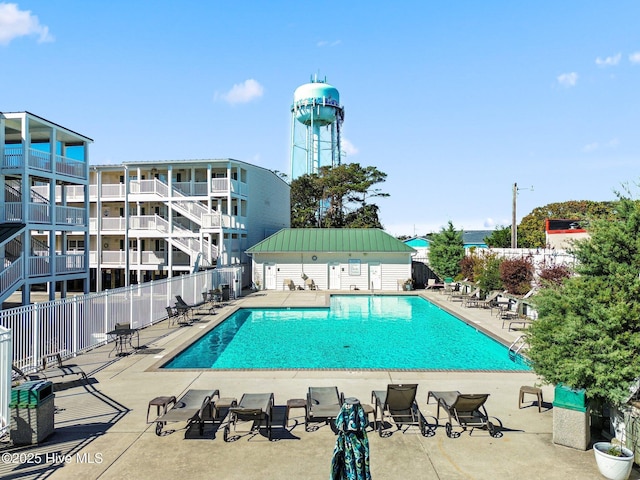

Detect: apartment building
[82,159,290,291]
[0,112,92,305]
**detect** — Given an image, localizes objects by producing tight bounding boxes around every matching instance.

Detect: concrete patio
[1,290,637,479]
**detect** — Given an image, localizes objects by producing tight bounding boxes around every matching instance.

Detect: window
[68,240,85,250]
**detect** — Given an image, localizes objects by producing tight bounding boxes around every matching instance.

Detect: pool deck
[2,289,638,479]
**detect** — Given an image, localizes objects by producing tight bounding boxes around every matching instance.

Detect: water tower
[290,76,345,179]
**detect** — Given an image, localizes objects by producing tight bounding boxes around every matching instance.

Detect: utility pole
[511,182,533,249]
[511,183,517,248]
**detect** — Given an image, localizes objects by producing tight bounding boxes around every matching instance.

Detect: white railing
[129,178,169,197]
[33,184,86,203]
[0,326,11,438]
[1,147,85,179]
[56,205,86,226]
[55,254,85,274]
[129,214,170,233]
[1,267,243,370]
[101,217,127,231]
[211,177,229,193]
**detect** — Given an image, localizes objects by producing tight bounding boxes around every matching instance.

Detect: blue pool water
[163,295,530,371]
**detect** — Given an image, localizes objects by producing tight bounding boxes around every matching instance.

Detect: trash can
[220,284,230,301]
[553,384,590,450]
[10,380,55,445]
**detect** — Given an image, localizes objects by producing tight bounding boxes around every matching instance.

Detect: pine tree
[427,221,464,279]
[527,190,640,404]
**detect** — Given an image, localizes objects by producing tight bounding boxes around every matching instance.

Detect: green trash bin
[10,380,55,445]
[553,384,590,450]
[553,384,588,412]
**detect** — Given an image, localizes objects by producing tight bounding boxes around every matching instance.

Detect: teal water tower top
[292,77,341,126]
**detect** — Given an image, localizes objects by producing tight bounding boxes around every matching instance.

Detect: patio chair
[305,277,317,290]
[224,392,275,441]
[166,306,191,327]
[283,279,296,291]
[305,386,344,432]
[40,353,88,383]
[371,384,431,437]
[154,388,220,436]
[427,390,501,438]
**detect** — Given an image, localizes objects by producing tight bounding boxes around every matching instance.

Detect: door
[370,264,382,290]
[328,262,340,290]
[264,264,277,290]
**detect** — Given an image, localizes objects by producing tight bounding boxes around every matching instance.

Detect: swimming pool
[163,295,530,371]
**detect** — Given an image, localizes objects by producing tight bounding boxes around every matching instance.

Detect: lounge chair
[427,390,501,438]
[462,288,483,307]
[283,279,296,291]
[371,384,431,437]
[11,365,43,385]
[175,294,210,315]
[154,388,220,436]
[305,386,344,432]
[450,287,480,303]
[224,392,275,441]
[305,278,317,290]
[40,353,88,383]
[473,290,505,309]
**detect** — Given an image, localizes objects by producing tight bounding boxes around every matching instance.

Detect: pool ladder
[508,335,528,359]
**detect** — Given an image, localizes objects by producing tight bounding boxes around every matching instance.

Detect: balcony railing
[2,147,86,179]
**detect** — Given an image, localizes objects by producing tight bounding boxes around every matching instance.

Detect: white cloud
[0,3,53,46]
[595,53,621,67]
[215,79,264,105]
[583,142,599,153]
[341,137,358,156]
[317,40,341,47]
[582,138,619,153]
[557,72,578,87]
[629,52,640,64]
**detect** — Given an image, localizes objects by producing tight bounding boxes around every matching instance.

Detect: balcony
[2,147,86,180]
[0,202,86,226]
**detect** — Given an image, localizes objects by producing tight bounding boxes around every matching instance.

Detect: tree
[428,221,464,279]
[290,163,389,228]
[527,190,640,405]
[518,200,617,248]
[290,173,323,227]
[483,226,511,248]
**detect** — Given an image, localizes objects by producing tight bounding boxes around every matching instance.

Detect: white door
[328,263,341,290]
[370,264,382,290]
[264,264,277,290]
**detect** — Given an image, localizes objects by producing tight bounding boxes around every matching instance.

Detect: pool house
[246,228,415,291]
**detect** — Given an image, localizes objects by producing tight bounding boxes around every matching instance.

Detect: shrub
[537,264,572,287]
[475,252,503,293]
[500,257,534,295]
[459,255,477,282]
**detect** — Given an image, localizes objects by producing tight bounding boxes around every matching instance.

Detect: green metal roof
[247,229,415,254]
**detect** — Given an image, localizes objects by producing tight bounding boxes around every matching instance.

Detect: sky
[2,1,640,237]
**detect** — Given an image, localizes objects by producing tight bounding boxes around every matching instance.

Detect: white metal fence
[1,266,242,372]
[0,326,11,438]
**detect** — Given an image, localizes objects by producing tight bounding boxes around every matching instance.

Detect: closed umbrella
[330,397,371,480]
